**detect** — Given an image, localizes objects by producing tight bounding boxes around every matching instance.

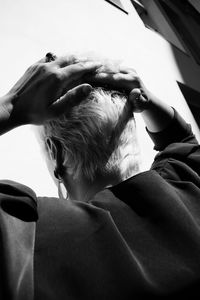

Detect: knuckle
[130,74,140,84]
[77,62,85,68]
[114,73,123,81]
[40,64,50,74]
[69,54,79,64]
[49,69,63,84]
[54,71,63,82]
[33,63,49,75]
[134,74,140,81]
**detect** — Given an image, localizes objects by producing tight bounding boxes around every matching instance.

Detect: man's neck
[62,173,115,203]
[62,156,140,202]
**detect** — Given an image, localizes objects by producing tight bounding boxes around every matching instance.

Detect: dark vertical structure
[105,0,128,13]
[131,0,200,129]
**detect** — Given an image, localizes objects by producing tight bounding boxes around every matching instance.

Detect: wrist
[141,93,174,133]
[0,93,18,135]
[129,87,152,113]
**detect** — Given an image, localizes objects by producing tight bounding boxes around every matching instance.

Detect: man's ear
[46,137,57,161]
[46,137,65,176]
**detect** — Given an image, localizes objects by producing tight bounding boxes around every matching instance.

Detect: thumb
[129,88,149,113]
[48,84,92,119]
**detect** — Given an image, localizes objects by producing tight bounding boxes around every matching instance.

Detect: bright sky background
[0,0,199,197]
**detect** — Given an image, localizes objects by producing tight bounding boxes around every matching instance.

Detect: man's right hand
[1,55,101,130]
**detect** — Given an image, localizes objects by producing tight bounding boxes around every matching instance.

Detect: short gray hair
[41,87,140,181]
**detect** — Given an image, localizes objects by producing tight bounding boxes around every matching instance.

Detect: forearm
[141,90,174,133]
[0,94,16,136]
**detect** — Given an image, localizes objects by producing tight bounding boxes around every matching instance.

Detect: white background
[0,0,199,197]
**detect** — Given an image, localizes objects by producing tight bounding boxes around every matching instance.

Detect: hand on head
[1,53,150,132]
[5,53,102,126]
[86,65,150,113]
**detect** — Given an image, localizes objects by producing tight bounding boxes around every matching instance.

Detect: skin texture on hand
[87,66,140,92]
[0,55,101,129]
[0,58,174,135]
[86,65,151,112]
[87,65,174,132]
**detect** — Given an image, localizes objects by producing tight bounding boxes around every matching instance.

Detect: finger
[52,55,78,68]
[85,72,121,90]
[129,88,149,113]
[47,84,92,119]
[86,72,115,85]
[61,61,102,79]
[52,55,96,68]
[119,66,137,74]
[34,53,56,65]
[57,62,102,91]
[35,55,99,68]
[86,72,139,92]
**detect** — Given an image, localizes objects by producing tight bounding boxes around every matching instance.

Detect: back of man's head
[41,58,140,182]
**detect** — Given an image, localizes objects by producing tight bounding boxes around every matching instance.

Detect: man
[36,56,200,299]
[0,54,101,300]
[1,53,200,299]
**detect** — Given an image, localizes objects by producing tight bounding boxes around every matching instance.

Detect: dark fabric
[1,111,200,299]
[34,112,200,299]
[0,181,37,300]
[146,108,191,151]
[0,180,38,222]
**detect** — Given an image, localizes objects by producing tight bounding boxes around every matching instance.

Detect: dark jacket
[1,110,200,299]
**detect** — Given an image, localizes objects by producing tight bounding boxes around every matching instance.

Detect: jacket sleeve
[147,109,195,151]
[149,109,200,180]
[0,180,38,300]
